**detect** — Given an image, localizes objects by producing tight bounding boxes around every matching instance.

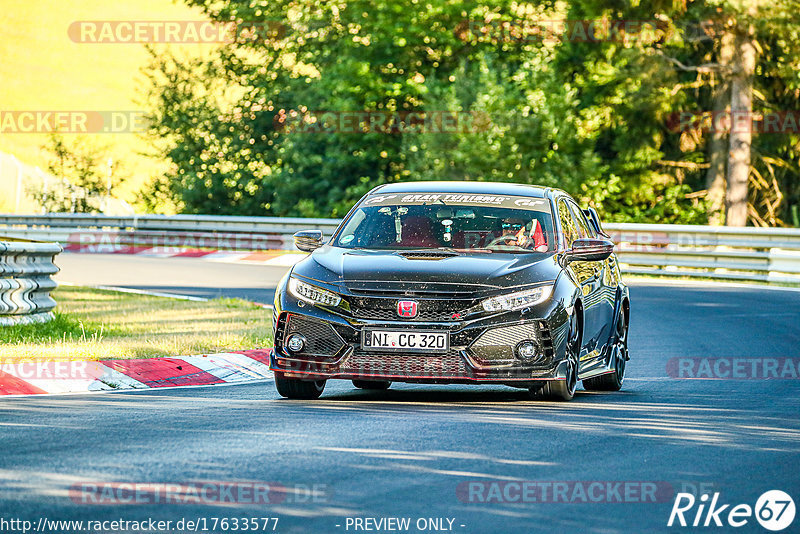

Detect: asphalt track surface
[54,253,286,304]
[1,253,798,533]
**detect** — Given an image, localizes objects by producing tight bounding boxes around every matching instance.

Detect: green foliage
[142,0,800,225]
[38,133,126,213]
[556,0,800,225]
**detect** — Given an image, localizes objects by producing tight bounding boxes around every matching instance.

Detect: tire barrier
[0,239,62,326]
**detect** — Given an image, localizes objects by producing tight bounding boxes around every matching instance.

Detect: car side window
[568,201,595,239]
[558,199,578,247]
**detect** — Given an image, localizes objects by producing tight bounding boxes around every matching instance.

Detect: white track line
[58,281,208,301]
[59,281,274,308]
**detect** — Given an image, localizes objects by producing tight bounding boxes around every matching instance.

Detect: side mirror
[564,238,614,263]
[293,230,324,252]
[582,207,609,238]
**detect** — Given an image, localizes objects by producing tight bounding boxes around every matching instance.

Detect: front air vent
[396,250,460,260]
[468,322,552,366]
[283,315,347,359]
[342,350,469,379]
[537,320,555,358]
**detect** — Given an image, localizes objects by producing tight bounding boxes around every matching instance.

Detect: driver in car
[499,217,531,247]
[498,217,548,251]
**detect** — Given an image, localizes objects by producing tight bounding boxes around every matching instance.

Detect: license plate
[362,329,449,352]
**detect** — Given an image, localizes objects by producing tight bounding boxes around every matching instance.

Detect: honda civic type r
[270,181,630,401]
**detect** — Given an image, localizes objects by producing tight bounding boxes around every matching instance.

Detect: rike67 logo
[668,490,795,531]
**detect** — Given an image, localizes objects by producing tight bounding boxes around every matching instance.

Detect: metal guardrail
[0,214,341,253]
[0,214,799,284]
[0,239,62,326]
[605,224,800,284]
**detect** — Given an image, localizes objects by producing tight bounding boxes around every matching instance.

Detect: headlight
[288,277,342,307]
[481,285,553,312]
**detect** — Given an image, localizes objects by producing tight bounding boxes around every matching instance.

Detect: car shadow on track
[319,387,632,404]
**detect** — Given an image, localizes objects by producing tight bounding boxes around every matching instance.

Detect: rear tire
[583,309,628,392]
[352,380,391,390]
[275,373,326,399]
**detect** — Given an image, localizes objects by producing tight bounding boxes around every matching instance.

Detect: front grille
[345,281,495,300]
[350,306,459,322]
[341,351,469,378]
[284,315,346,359]
[348,296,474,322]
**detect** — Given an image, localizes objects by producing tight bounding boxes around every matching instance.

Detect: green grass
[0,312,119,345]
[0,0,216,211]
[0,286,273,361]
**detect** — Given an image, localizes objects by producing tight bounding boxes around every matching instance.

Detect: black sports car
[270,181,630,401]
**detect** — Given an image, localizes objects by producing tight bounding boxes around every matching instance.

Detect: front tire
[541,354,578,401]
[352,380,391,390]
[275,373,326,399]
[540,311,580,401]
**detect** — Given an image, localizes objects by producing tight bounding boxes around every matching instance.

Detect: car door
[567,200,614,353]
[557,199,600,352]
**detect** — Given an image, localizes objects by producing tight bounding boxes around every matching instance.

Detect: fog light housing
[515,341,539,362]
[286,334,306,353]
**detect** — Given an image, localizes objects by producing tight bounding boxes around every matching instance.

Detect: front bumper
[269,300,570,385]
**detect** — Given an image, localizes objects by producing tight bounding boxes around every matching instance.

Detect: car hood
[290,246,560,293]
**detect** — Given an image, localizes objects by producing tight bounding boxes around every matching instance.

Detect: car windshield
[334,192,555,253]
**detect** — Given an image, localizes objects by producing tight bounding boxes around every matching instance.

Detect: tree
[41,133,123,213]
[144,1,541,217]
[142,0,800,225]
[556,0,800,226]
